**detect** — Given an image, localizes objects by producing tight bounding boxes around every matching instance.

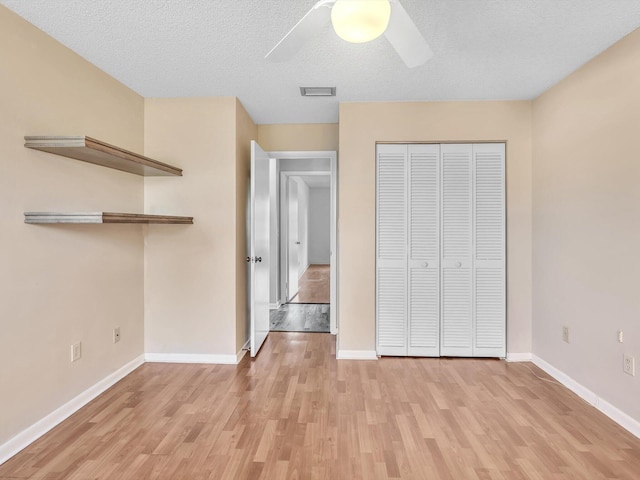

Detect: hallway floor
[290,264,330,304]
[270,304,330,333]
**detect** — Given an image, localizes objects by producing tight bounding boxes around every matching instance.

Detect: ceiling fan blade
[265,0,334,62]
[384,0,433,68]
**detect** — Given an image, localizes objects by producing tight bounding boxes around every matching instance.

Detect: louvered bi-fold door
[440,144,474,356]
[407,144,440,356]
[376,144,408,356]
[473,143,505,357]
[376,143,505,358]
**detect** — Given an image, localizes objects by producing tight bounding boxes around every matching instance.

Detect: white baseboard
[0,354,144,466]
[336,350,378,360]
[145,352,239,364]
[506,352,532,362]
[532,355,640,439]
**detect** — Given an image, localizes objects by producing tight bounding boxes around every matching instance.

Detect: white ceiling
[3,0,640,125]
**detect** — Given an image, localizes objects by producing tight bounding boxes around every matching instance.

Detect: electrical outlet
[623,354,635,376]
[70,342,82,362]
[562,326,569,343]
[617,331,624,343]
[113,327,121,344]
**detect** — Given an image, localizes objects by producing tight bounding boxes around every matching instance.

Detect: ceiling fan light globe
[331,0,391,44]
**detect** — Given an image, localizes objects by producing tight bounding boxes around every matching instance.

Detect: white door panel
[472,143,506,357]
[250,141,270,357]
[376,144,407,356]
[407,144,440,357]
[440,144,473,357]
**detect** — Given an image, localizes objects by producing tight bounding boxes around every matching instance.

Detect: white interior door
[287,178,299,301]
[440,144,473,357]
[472,143,506,357]
[407,144,441,356]
[376,144,408,356]
[376,143,505,358]
[250,141,270,357]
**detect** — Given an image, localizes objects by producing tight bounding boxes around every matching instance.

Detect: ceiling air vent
[300,87,336,97]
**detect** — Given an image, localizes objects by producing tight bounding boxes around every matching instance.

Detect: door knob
[256,257,262,263]
[423,262,429,267]
[246,256,251,263]
[455,262,462,268]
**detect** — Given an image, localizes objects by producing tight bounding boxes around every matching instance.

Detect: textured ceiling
[2,0,640,124]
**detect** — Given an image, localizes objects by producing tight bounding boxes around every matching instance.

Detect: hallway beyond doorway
[289,264,330,304]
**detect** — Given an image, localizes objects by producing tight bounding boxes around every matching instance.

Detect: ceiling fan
[265,0,433,68]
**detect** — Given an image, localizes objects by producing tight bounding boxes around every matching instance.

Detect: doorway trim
[269,151,338,335]
[283,175,302,303]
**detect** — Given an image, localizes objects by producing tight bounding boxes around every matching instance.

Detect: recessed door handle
[295,241,301,245]
[423,262,429,267]
[455,262,462,268]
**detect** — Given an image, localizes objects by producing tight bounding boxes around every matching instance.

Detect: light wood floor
[2,333,640,479]
[290,264,329,304]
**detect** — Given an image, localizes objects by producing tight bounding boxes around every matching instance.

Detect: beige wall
[0,5,144,446]
[144,97,238,356]
[338,101,533,355]
[235,99,258,352]
[532,29,640,421]
[258,123,338,152]
[144,97,256,358]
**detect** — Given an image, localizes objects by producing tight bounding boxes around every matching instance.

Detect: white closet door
[473,143,506,357]
[440,144,473,356]
[407,144,440,356]
[376,144,408,356]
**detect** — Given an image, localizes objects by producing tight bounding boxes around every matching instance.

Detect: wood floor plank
[2,333,640,479]
[289,264,330,304]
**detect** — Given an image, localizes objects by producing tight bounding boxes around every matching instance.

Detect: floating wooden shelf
[24,136,182,176]
[25,212,193,225]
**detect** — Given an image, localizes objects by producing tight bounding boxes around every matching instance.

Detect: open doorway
[286,175,331,305]
[266,151,337,335]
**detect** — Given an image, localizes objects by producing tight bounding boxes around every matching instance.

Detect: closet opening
[376,143,506,358]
